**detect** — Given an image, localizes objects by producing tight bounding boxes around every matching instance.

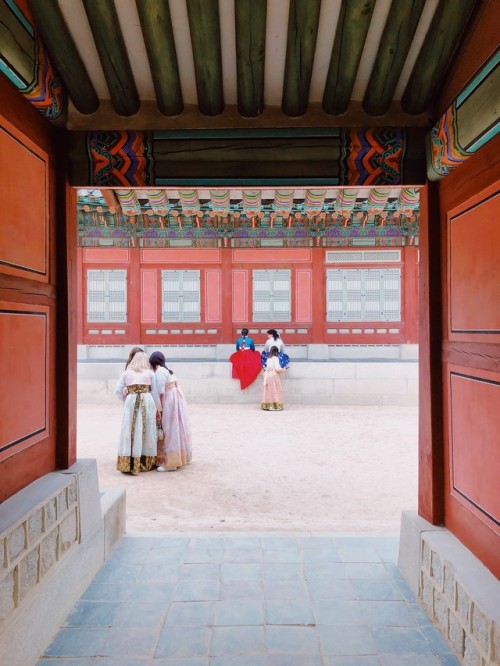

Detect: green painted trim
[4,0,33,36]
[153,128,341,140]
[457,49,500,107]
[154,178,341,186]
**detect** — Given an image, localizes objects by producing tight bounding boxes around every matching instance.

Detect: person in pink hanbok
[149,351,192,472]
[261,345,286,411]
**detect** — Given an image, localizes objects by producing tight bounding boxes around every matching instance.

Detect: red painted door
[439,137,500,577]
[0,76,75,501]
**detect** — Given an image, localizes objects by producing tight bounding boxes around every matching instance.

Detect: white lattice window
[253,269,291,322]
[87,270,127,323]
[326,268,401,322]
[162,270,201,322]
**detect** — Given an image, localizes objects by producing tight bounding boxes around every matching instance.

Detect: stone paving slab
[37,534,459,665]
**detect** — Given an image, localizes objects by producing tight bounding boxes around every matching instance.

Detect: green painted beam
[186,0,224,117]
[282,0,321,117]
[363,0,426,117]
[82,0,139,116]
[323,0,376,115]
[135,0,183,116]
[402,0,478,115]
[27,0,99,114]
[235,0,266,117]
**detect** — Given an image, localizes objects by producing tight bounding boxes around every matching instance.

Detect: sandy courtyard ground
[77,399,418,534]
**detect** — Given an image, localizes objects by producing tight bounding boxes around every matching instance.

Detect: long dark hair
[267,329,279,340]
[269,346,280,357]
[149,351,174,374]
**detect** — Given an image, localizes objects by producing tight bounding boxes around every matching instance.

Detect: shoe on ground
[157,466,178,472]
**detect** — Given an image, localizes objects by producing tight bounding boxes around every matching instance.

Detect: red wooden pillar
[403,246,419,344]
[418,184,444,525]
[221,248,233,343]
[76,247,84,345]
[57,184,78,469]
[311,247,325,343]
[129,247,141,342]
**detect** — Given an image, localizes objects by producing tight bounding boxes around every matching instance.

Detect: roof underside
[20,0,478,130]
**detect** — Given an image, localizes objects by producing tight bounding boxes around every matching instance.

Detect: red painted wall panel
[296,269,312,322]
[232,270,248,322]
[233,248,311,263]
[0,120,48,280]
[84,248,130,263]
[141,248,220,263]
[205,270,222,322]
[0,305,49,461]
[449,192,500,338]
[141,270,157,322]
[448,368,500,533]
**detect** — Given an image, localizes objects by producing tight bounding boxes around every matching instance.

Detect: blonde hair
[128,351,150,373]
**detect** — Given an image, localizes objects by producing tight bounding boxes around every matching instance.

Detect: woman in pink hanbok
[149,351,192,472]
[261,346,286,411]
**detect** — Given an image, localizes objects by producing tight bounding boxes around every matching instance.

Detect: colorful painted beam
[426,49,500,180]
[68,128,426,187]
[0,0,66,122]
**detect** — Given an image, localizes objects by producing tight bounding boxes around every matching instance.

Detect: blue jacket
[236,335,255,351]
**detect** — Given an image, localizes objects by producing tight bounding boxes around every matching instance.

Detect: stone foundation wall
[0,460,126,666]
[0,476,79,622]
[399,512,500,666]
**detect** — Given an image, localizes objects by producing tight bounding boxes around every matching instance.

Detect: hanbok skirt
[261,368,284,411]
[116,387,157,475]
[230,349,262,389]
[261,350,290,369]
[158,382,192,469]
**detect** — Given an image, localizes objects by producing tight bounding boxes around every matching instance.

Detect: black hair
[267,329,279,340]
[269,346,280,357]
[241,328,249,336]
[149,351,174,374]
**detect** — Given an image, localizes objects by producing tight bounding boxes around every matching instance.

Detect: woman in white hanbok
[149,351,192,472]
[115,351,162,475]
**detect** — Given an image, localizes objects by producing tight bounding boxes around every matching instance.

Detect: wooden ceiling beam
[323,0,376,116]
[402,0,478,115]
[27,0,98,114]
[282,0,322,117]
[363,0,426,117]
[235,0,267,117]
[186,0,224,116]
[81,0,139,117]
[135,0,183,116]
